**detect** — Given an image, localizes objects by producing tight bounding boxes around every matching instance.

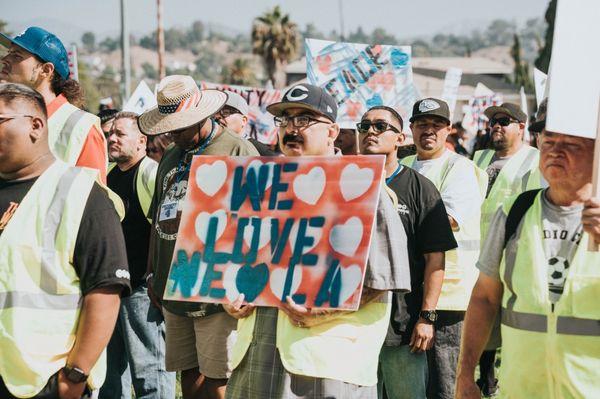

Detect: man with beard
[140,75,258,399]
[224,84,411,399]
[0,27,108,181]
[357,106,457,398]
[401,98,488,399]
[101,112,175,398]
[471,102,544,396]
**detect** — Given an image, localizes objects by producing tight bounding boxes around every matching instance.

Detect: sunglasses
[489,117,519,127]
[356,120,400,134]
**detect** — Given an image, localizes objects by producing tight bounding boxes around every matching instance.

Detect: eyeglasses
[356,120,400,135]
[0,114,35,124]
[274,115,330,128]
[219,108,242,118]
[489,117,519,127]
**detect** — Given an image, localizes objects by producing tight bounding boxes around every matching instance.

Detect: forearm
[422,252,445,310]
[457,278,502,379]
[67,287,121,374]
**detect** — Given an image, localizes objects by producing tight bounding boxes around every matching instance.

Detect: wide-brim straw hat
[138,75,227,136]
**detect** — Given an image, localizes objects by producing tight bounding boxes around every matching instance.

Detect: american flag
[175,91,201,113]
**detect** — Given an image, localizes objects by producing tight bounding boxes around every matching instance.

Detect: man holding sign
[139,75,258,399]
[224,84,411,398]
[456,103,600,398]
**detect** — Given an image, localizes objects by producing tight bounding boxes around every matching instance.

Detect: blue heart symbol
[235,263,269,302]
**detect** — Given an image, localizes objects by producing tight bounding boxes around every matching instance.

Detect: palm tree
[222,58,257,86]
[252,6,300,88]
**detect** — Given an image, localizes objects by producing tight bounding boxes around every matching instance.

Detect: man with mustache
[224,84,411,399]
[401,98,488,399]
[456,100,600,398]
[472,102,544,396]
[101,112,175,398]
[139,75,258,399]
[358,105,457,398]
[0,27,108,182]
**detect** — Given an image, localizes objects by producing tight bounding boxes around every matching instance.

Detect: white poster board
[123,81,157,114]
[533,68,547,107]
[441,67,462,120]
[545,0,600,139]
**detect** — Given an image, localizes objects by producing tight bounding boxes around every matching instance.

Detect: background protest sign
[305,38,418,129]
[163,155,385,310]
[123,80,157,114]
[441,67,462,119]
[465,82,503,131]
[200,81,282,145]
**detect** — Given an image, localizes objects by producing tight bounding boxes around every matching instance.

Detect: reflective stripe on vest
[474,149,494,169]
[54,109,86,160]
[497,192,600,398]
[0,162,107,397]
[400,152,486,310]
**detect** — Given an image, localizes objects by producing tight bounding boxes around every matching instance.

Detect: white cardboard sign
[123,81,157,114]
[546,0,600,139]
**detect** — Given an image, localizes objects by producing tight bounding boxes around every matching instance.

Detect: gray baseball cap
[223,91,249,115]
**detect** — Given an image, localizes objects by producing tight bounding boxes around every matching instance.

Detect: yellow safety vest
[48,100,106,166]
[108,156,158,220]
[401,152,488,310]
[497,192,600,399]
[474,145,542,241]
[231,297,391,386]
[0,161,107,397]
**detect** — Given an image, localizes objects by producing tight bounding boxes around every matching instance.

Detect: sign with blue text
[163,156,385,310]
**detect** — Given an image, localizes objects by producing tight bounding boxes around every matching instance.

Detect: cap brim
[138,90,227,136]
[484,106,519,121]
[267,101,334,122]
[409,114,451,124]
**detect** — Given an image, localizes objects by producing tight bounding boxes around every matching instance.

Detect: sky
[3,0,550,45]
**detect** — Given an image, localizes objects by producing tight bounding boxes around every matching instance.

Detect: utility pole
[120,0,131,100]
[157,0,166,80]
[338,0,345,41]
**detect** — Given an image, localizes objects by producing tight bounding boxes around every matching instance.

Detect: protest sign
[305,38,418,129]
[441,67,462,119]
[67,44,78,81]
[163,155,385,310]
[200,81,282,145]
[123,80,157,114]
[466,83,503,131]
[545,0,600,140]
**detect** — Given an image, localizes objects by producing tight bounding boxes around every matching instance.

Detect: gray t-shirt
[477,189,583,303]
[485,154,511,198]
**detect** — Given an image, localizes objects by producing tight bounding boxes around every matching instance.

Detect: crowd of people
[0,25,599,399]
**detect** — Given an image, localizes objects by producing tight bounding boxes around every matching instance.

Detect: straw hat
[138,75,227,136]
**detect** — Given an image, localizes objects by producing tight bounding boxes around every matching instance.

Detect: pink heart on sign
[317,54,332,74]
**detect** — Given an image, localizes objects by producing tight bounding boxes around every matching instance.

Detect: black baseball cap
[97,108,119,124]
[267,83,337,122]
[484,102,527,123]
[409,98,451,124]
[529,98,547,133]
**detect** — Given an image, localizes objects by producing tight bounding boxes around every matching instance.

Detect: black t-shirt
[387,165,457,343]
[0,176,131,296]
[108,160,151,289]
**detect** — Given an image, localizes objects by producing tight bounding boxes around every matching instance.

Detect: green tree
[0,20,10,57]
[347,26,369,44]
[252,6,300,88]
[187,21,205,43]
[141,62,158,81]
[370,28,397,45]
[221,58,257,86]
[193,46,224,82]
[99,36,119,52]
[511,34,534,92]
[77,60,100,111]
[302,23,325,40]
[81,31,96,53]
[535,0,557,73]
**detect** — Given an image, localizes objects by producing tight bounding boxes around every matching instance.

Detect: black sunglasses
[489,117,519,127]
[356,120,400,135]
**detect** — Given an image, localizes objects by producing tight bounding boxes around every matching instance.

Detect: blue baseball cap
[0,27,70,80]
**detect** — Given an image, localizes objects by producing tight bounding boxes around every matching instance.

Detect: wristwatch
[419,310,438,324]
[62,365,88,384]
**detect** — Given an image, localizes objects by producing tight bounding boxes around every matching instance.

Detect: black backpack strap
[504,189,542,247]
